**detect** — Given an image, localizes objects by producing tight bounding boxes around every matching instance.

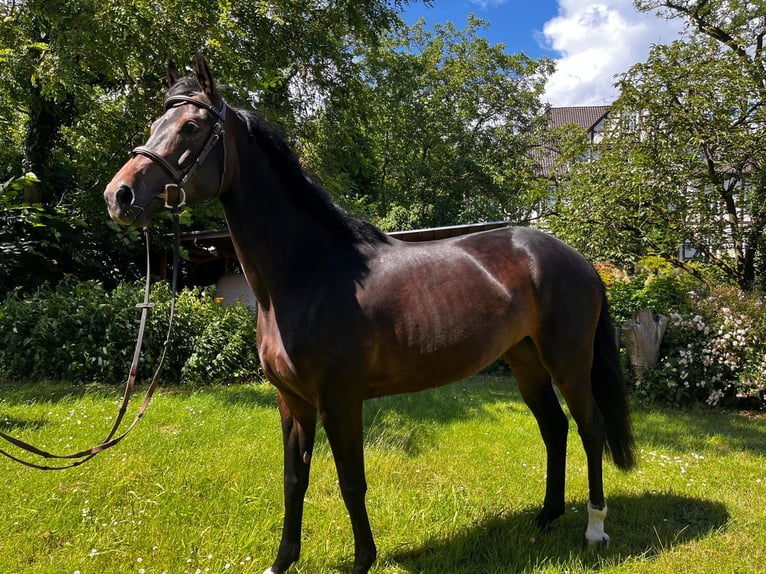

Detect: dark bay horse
[104,54,635,574]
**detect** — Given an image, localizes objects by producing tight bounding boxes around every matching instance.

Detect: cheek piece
[131,95,228,211]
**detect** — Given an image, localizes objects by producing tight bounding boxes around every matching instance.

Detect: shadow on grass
[152,373,766,462]
[0,382,101,432]
[216,375,516,412]
[208,381,279,410]
[0,381,118,405]
[0,415,49,432]
[362,376,519,455]
[213,376,766,459]
[634,405,766,457]
[387,493,729,573]
[211,375,520,455]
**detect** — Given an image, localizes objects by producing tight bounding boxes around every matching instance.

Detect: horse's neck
[220,159,340,308]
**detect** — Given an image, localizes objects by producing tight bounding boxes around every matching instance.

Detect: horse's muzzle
[104,182,151,226]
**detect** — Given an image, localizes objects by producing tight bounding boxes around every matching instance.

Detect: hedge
[0,279,260,384]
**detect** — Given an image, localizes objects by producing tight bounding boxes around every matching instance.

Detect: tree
[0,0,421,292]
[300,17,554,230]
[548,2,766,290]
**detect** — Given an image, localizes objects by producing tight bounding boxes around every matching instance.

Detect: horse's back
[379,225,602,305]
[357,226,603,396]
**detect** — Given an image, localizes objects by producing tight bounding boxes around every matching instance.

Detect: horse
[104,54,635,574]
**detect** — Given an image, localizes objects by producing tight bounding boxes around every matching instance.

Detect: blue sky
[402,0,685,107]
[403,0,560,59]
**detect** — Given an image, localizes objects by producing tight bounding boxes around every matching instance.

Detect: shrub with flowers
[648,285,766,408]
[605,260,766,409]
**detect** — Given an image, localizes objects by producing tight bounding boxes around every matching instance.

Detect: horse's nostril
[116,184,134,210]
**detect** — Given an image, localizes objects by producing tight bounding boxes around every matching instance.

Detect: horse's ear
[194,52,223,109]
[167,60,181,87]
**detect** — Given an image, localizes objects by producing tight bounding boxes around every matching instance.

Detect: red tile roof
[547,106,610,132]
[532,105,611,178]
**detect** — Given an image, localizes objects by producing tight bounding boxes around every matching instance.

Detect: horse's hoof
[584,501,609,549]
[585,533,610,549]
[535,506,564,532]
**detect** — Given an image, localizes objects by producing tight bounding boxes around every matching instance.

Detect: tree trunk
[22,84,72,204]
[621,309,670,377]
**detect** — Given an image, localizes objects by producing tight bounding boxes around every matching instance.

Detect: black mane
[166,78,389,246]
[238,109,389,245]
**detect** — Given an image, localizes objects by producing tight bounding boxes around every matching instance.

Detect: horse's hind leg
[506,354,569,530]
[268,392,318,574]
[555,369,610,547]
[321,399,376,574]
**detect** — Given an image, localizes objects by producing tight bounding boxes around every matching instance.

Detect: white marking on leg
[585,501,610,547]
[263,568,277,574]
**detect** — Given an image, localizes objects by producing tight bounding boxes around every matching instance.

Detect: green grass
[1,375,764,573]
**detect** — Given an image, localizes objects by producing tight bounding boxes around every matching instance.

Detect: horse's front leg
[321,400,376,574]
[267,393,317,574]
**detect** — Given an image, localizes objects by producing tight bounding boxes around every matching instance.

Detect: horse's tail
[591,294,636,470]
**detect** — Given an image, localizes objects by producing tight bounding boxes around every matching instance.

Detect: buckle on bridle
[159,183,187,211]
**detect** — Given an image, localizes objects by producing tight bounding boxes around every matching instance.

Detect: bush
[601,259,766,410]
[601,257,701,325]
[0,279,261,384]
[645,285,766,409]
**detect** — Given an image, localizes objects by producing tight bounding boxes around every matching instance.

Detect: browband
[164,95,227,121]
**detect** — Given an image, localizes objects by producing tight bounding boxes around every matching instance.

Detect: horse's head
[104,53,229,226]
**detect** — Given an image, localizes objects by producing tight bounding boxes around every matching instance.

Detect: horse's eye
[182,121,200,134]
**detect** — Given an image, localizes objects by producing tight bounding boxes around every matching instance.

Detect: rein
[0,212,182,470]
[0,94,228,470]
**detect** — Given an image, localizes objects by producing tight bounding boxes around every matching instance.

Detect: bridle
[0,95,228,470]
[0,98,226,470]
[132,94,228,211]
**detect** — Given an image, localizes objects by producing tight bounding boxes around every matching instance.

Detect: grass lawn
[0,375,764,573]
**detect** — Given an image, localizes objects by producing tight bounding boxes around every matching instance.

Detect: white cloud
[541,1,684,106]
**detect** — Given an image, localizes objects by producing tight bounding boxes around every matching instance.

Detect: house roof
[533,105,611,179]
[547,106,610,132]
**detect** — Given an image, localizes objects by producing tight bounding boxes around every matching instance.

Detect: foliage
[602,259,766,409]
[0,279,260,384]
[604,257,701,325]
[299,16,554,230]
[147,282,261,384]
[0,0,414,196]
[0,173,141,296]
[0,0,426,291]
[550,2,766,290]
